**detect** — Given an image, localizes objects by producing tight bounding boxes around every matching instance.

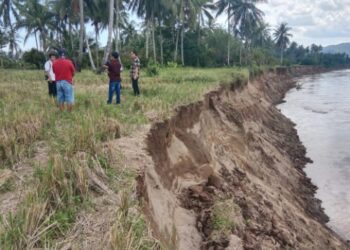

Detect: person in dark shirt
[103,52,122,104]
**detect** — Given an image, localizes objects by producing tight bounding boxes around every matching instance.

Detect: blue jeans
[57,80,74,104]
[107,81,121,104]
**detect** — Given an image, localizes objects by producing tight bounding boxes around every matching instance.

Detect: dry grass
[0,67,248,248]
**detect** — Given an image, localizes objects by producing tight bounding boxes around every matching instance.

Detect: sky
[16,0,350,51]
[257,0,350,46]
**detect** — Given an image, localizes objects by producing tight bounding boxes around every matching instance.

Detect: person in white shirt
[44,52,57,97]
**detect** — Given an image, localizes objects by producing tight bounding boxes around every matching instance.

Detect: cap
[58,48,67,57]
[112,51,119,59]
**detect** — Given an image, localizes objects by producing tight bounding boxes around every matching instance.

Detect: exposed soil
[138,66,350,250]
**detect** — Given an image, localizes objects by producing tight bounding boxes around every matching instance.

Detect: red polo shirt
[53,58,75,84]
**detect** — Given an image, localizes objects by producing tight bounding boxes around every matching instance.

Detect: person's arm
[44,62,51,82]
[70,61,75,84]
[116,63,121,75]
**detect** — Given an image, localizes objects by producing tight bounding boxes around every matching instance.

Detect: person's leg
[107,81,114,104]
[48,81,52,96]
[52,81,57,97]
[132,78,140,96]
[131,78,137,95]
[116,81,121,104]
[134,78,140,96]
[64,81,74,112]
[56,81,65,111]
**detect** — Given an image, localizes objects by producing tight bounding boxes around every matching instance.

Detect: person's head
[48,51,57,61]
[110,51,119,61]
[58,48,67,58]
[130,50,138,59]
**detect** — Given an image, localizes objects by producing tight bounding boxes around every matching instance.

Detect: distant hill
[323,43,350,55]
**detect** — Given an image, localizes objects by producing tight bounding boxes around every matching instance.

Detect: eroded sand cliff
[138,67,349,250]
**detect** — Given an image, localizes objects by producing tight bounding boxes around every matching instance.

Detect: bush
[248,64,264,78]
[22,49,46,69]
[146,60,160,76]
[166,61,178,68]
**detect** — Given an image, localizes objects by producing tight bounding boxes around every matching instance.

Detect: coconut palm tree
[114,0,130,51]
[101,0,115,65]
[78,0,84,69]
[130,0,172,62]
[0,0,20,27]
[230,0,265,65]
[196,1,214,66]
[251,22,270,48]
[173,0,207,66]
[273,22,292,65]
[86,0,108,64]
[7,24,20,57]
[17,0,55,52]
[215,0,265,65]
[0,25,9,50]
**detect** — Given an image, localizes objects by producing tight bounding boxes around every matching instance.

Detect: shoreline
[278,68,350,243]
[138,66,349,249]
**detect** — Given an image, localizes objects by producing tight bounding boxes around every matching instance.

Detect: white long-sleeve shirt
[44,60,56,81]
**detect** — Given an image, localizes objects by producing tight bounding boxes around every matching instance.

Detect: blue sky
[16,0,350,51]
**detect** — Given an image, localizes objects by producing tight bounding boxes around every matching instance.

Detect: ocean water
[279,69,350,240]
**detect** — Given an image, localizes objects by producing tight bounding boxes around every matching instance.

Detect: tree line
[1,0,349,70]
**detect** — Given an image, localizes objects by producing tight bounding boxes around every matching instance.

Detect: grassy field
[0,67,248,248]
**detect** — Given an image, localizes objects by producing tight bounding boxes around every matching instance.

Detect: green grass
[0,67,248,248]
[212,200,236,233]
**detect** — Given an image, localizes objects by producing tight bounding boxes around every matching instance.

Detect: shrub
[22,49,46,69]
[166,61,178,68]
[146,60,160,77]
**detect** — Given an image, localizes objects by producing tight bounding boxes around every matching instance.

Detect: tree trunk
[197,13,200,67]
[102,0,115,65]
[86,37,96,70]
[152,23,156,62]
[78,0,85,70]
[34,32,39,50]
[159,24,164,66]
[69,22,74,53]
[239,43,242,66]
[181,24,184,66]
[94,24,99,64]
[227,9,231,66]
[115,0,120,51]
[152,15,157,62]
[174,26,179,62]
[41,31,47,53]
[280,48,283,65]
[145,22,150,59]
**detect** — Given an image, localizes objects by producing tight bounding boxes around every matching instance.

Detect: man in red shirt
[53,49,75,112]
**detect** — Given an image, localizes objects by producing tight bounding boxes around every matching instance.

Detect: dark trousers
[107,81,121,104]
[48,81,57,97]
[132,78,140,96]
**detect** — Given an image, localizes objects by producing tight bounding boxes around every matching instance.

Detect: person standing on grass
[53,49,75,112]
[44,52,57,97]
[103,52,122,104]
[130,51,140,96]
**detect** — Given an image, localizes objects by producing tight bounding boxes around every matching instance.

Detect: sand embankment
[138,66,349,250]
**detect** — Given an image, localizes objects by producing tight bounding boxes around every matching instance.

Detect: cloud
[258,0,350,45]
